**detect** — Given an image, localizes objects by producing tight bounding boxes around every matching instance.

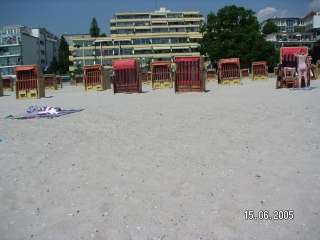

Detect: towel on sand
[6,106,84,120]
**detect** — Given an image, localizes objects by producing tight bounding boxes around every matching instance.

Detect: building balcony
[110,17,203,23]
[0,43,21,47]
[70,46,96,51]
[71,43,199,59]
[120,31,201,37]
[111,31,202,38]
[0,53,21,58]
[111,18,151,23]
[72,51,200,62]
[276,39,316,43]
[0,64,21,68]
[111,24,200,30]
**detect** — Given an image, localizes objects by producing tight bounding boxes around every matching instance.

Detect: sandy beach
[0,78,319,240]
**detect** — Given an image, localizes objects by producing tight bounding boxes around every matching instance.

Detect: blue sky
[0,0,319,36]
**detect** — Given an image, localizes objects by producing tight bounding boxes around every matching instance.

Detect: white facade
[314,15,320,29]
[261,18,304,33]
[304,12,320,31]
[262,11,320,48]
[0,25,58,75]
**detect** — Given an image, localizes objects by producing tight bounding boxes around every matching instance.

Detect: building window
[168,21,183,26]
[152,38,170,44]
[167,13,183,18]
[154,49,171,54]
[96,49,113,56]
[96,41,113,46]
[113,40,132,46]
[135,29,151,34]
[102,59,112,66]
[116,14,149,19]
[134,49,153,55]
[172,48,190,53]
[152,28,168,33]
[73,40,94,47]
[134,21,150,26]
[186,27,199,32]
[0,56,21,66]
[0,67,14,75]
[171,38,188,44]
[120,48,133,55]
[74,49,95,57]
[116,22,134,27]
[118,29,134,34]
[151,15,166,19]
[184,14,201,18]
[133,39,151,45]
[169,28,185,32]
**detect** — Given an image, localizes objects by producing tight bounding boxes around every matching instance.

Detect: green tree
[262,20,279,35]
[57,36,70,74]
[90,17,100,37]
[100,33,107,37]
[200,5,278,69]
[74,63,82,74]
[48,56,59,74]
[311,45,320,64]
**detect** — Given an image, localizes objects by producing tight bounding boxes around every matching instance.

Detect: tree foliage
[74,63,82,74]
[58,36,70,74]
[48,56,59,74]
[262,20,279,35]
[90,17,100,37]
[311,45,320,64]
[200,5,278,69]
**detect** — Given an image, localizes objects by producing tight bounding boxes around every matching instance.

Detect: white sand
[0,78,319,240]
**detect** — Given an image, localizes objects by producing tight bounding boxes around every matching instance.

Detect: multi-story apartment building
[110,8,202,35]
[262,12,320,48]
[262,17,304,33]
[264,31,316,48]
[0,25,58,75]
[68,8,203,73]
[32,28,59,69]
[303,11,320,38]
